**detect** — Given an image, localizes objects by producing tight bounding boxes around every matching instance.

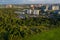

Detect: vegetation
[24,28,60,40]
[0,8,60,40]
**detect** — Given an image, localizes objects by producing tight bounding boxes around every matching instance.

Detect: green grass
[24,28,60,40]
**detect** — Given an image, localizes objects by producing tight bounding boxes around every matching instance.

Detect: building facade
[33,10,40,15]
[52,5,59,10]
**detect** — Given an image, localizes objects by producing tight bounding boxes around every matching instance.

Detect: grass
[24,27,60,40]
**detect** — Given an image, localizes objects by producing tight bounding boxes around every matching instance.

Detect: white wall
[33,10,40,15]
[52,6,59,10]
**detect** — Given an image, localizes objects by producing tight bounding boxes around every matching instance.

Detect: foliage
[24,28,60,40]
[0,8,60,40]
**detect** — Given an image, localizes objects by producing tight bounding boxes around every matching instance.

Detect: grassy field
[24,27,60,40]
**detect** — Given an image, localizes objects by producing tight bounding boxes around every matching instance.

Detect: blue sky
[0,0,60,4]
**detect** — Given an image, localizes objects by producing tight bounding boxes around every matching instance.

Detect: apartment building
[33,10,40,15]
[52,5,59,10]
[6,5,13,8]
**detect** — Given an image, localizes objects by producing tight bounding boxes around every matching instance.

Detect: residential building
[33,10,40,15]
[45,5,49,11]
[30,5,34,10]
[6,5,13,8]
[26,9,32,14]
[52,5,59,10]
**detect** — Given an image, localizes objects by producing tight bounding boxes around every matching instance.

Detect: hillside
[0,8,60,40]
[24,28,60,40]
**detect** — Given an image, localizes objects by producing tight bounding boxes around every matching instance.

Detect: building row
[15,9,40,15]
[0,4,60,11]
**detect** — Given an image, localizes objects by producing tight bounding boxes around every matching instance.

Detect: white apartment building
[26,9,40,15]
[52,6,59,10]
[26,9,32,14]
[33,10,40,15]
[45,5,49,11]
[6,5,13,8]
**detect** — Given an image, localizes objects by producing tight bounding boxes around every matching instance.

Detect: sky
[0,0,60,4]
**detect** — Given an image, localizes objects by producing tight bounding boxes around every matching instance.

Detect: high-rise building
[30,5,34,10]
[6,5,13,8]
[33,10,40,15]
[26,9,32,14]
[52,5,59,10]
[45,5,49,11]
